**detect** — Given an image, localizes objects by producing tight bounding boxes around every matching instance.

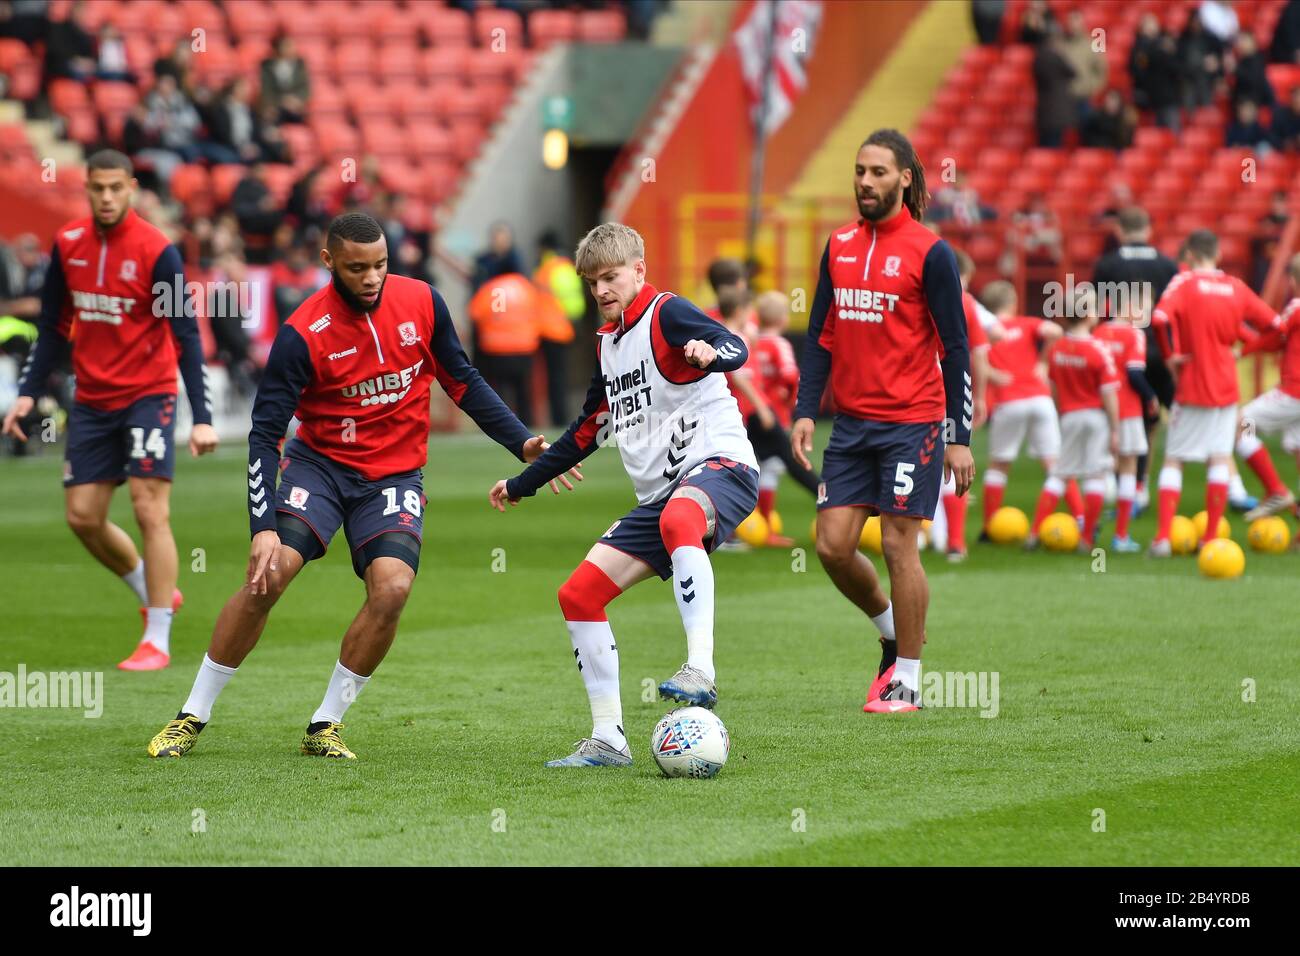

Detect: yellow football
[734,510,769,547]
[1247,516,1290,554]
[767,510,783,535]
[1192,510,1230,541]
[1169,515,1198,555]
[860,515,883,554]
[987,506,1030,544]
[1198,537,1245,579]
[1039,512,1080,552]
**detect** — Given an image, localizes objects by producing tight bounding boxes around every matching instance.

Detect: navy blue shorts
[64,393,177,486]
[275,437,425,578]
[818,415,945,519]
[598,457,759,580]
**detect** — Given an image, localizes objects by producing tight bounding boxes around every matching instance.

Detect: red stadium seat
[377,41,421,81]
[48,78,90,115]
[529,10,579,50]
[448,118,485,164]
[62,107,99,145]
[169,164,212,214]
[421,46,469,85]
[277,123,318,166]
[422,8,473,47]
[576,10,627,43]
[332,43,375,81]
[405,122,453,163]
[225,0,279,43]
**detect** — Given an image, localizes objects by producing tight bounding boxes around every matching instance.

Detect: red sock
[660,496,709,552]
[757,488,775,521]
[983,480,1005,528]
[1245,447,1287,497]
[942,491,968,552]
[1115,499,1133,538]
[1156,487,1180,541]
[1083,491,1104,544]
[1204,482,1229,544]
[557,560,623,622]
[1032,487,1060,532]
[1065,479,1084,521]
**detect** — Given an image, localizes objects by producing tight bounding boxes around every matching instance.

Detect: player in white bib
[490,223,758,768]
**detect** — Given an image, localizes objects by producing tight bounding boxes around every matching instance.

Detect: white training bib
[598,292,757,504]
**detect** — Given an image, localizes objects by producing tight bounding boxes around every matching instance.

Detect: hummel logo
[836,255,857,263]
[251,502,268,517]
[328,347,357,361]
[248,460,261,475]
[662,417,698,480]
[716,343,741,360]
[68,257,88,266]
[680,577,696,603]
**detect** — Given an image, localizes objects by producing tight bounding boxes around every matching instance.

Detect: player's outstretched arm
[5,245,69,441]
[493,365,610,510]
[427,286,534,459]
[153,245,217,456]
[246,325,313,539]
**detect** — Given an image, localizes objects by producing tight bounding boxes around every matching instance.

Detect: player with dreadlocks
[791,128,974,713]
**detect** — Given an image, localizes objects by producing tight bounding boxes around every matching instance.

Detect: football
[1039,512,1080,552]
[1247,516,1290,553]
[1192,510,1231,541]
[987,506,1030,544]
[1169,515,1199,555]
[859,515,883,554]
[734,510,769,547]
[1198,538,1246,579]
[651,707,730,779]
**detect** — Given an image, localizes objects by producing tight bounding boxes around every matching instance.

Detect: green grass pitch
[2,423,1298,866]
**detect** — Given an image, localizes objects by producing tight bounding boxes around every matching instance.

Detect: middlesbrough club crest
[287,486,310,510]
[883,255,902,277]
[398,321,419,346]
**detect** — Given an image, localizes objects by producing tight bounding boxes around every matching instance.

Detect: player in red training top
[937,249,1005,560]
[792,129,974,714]
[1238,253,1300,526]
[750,290,821,546]
[977,280,1075,535]
[146,214,576,760]
[1031,290,1120,550]
[1094,296,1160,551]
[1149,230,1279,555]
[2,150,217,671]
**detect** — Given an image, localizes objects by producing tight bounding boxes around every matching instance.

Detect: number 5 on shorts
[894,462,915,495]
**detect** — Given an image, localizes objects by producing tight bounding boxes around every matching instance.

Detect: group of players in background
[5,124,1298,764]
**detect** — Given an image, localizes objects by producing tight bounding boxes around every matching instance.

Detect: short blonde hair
[575,222,645,277]
[754,290,788,325]
[980,279,1017,315]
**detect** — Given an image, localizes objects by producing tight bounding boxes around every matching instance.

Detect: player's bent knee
[65,508,103,536]
[367,571,413,616]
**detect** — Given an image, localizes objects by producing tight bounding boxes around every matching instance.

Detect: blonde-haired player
[490,223,758,767]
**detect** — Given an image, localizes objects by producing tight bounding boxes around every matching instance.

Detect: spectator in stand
[1130,13,1183,131]
[1271,0,1300,65]
[472,221,525,293]
[1225,98,1275,154]
[94,22,135,83]
[43,0,94,82]
[259,33,310,124]
[1177,12,1225,110]
[207,77,289,165]
[1032,21,1078,147]
[142,73,208,163]
[230,163,280,263]
[1080,88,1137,149]
[1271,84,1300,150]
[1011,192,1063,265]
[287,160,336,235]
[152,38,194,95]
[1199,0,1239,45]
[972,0,1004,45]
[336,153,384,212]
[1230,32,1276,110]
[1019,0,1056,45]
[1060,9,1108,122]
[206,250,258,397]
[1252,190,1291,289]
[929,171,995,225]
[0,233,47,322]
[0,1,50,47]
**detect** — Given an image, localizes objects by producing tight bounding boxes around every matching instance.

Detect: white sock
[1228,470,1247,501]
[895,656,921,694]
[143,608,173,654]
[181,654,237,722]
[567,620,624,750]
[670,545,715,682]
[1118,472,1137,502]
[121,560,148,605]
[871,603,896,642]
[311,660,369,725]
